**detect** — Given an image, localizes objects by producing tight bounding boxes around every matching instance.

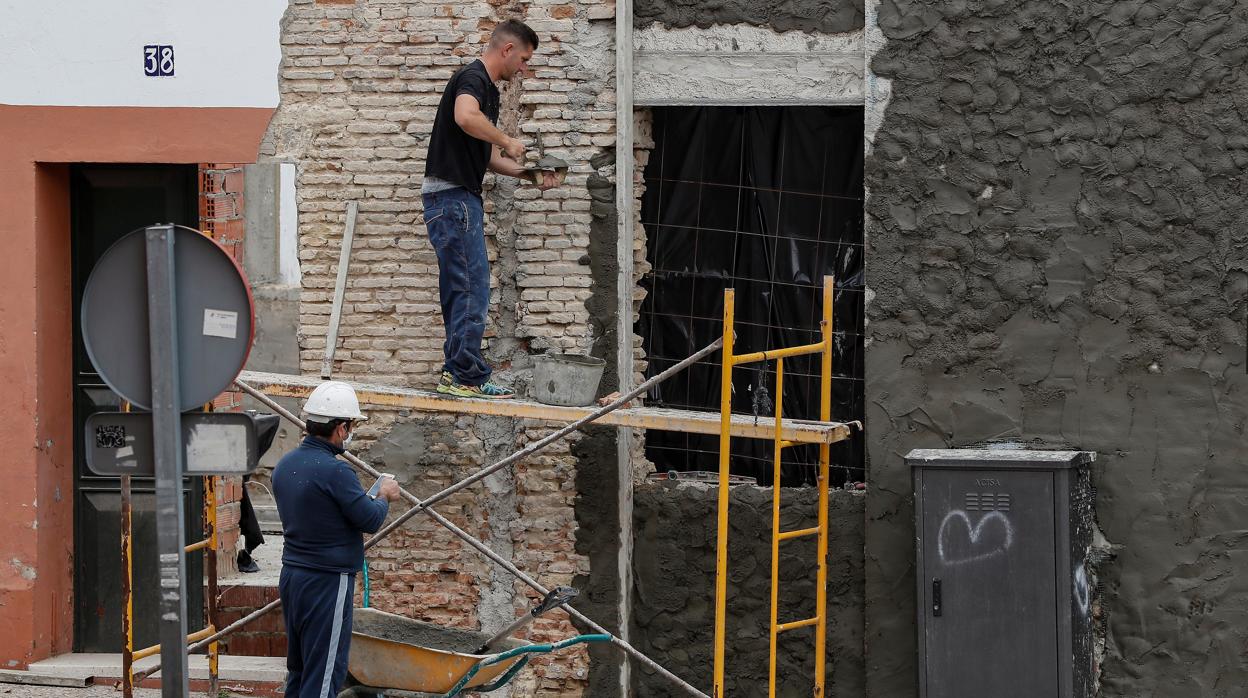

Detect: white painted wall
[0,0,284,108]
[278,163,301,287]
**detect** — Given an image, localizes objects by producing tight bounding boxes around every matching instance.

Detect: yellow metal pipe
[120,401,134,698]
[712,288,735,698]
[184,539,211,553]
[777,616,819,633]
[133,627,215,662]
[813,275,835,697]
[778,440,799,449]
[767,359,785,697]
[732,341,825,366]
[778,526,820,542]
[205,470,220,697]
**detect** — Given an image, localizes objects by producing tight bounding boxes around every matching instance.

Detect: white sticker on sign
[203,309,238,339]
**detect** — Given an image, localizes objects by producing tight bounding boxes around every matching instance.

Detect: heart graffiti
[937,509,1014,566]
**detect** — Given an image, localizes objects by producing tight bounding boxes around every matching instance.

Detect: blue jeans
[422,187,491,386]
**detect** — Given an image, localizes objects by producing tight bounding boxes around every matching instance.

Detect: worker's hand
[502,137,525,161]
[378,477,402,502]
[537,170,561,191]
[596,391,636,407]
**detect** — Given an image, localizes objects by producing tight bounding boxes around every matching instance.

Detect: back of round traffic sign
[81,225,255,411]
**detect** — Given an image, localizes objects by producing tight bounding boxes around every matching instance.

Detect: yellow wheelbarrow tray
[340,608,610,698]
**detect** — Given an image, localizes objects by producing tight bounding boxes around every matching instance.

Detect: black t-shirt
[425,60,500,194]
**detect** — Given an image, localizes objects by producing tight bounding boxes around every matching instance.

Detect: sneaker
[437,378,516,399]
[438,370,454,389]
[476,381,516,399]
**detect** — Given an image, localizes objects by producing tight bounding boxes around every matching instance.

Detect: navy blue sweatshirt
[272,436,389,574]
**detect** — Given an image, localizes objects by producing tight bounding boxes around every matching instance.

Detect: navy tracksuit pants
[280,565,355,698]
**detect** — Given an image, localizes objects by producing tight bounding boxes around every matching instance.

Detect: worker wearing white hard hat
[302,379,369,425]
[272,380,400,697]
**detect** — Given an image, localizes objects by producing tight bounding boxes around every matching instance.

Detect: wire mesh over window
[638,106,865,487]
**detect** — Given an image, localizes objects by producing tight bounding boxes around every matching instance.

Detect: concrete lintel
[635,51,864,106]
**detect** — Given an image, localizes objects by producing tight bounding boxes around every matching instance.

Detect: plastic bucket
[531,354,606,407]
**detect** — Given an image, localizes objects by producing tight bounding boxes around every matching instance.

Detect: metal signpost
[147,227,190,698]
[81,225,256,697]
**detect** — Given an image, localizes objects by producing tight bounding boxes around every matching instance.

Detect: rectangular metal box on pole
[909,449,1096,698]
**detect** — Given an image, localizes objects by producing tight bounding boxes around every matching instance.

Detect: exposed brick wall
[199,163,248,575]
[214,476,244,577]
[200,163,246,266]
[259,2,618,693]
[218,586,287,657]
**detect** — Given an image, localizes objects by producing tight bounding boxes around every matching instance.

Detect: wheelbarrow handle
[442,634,612,697]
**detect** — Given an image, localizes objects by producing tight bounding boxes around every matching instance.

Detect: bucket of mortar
[531,353,606,407]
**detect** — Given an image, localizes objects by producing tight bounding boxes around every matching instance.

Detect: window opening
[638,106,865,487]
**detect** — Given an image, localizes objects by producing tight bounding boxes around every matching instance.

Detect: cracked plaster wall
[863,1,1248,695]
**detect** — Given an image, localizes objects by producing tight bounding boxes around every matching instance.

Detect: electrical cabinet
[909,449,1096,698]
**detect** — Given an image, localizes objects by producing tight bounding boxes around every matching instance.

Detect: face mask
[342,425,355,448]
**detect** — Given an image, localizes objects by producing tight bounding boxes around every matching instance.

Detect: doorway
[70,164,206,652]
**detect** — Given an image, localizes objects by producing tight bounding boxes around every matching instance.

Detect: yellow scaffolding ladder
[713,275,839,698]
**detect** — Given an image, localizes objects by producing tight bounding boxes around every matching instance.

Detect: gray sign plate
[85,412,258,476]
[80,226,254,411]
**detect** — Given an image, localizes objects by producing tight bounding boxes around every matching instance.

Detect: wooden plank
[238,371,853,445]
[0,669,91,687]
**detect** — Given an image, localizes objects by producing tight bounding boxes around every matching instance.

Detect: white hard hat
[303,381,367,422]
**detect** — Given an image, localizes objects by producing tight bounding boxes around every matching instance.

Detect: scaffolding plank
[238,371,852,445]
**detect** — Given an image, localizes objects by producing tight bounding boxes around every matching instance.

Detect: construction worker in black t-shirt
[422,19,559,399]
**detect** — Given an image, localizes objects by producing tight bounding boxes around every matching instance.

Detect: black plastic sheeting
[638,106,864,487]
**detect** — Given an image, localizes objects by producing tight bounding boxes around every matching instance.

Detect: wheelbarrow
[337,607,609,698]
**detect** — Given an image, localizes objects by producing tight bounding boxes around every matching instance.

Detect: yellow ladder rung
[733,341,825,366]
[777,526,820,542]
[776,616,820,633]
[185,539,211,553]
[778,440,800,449]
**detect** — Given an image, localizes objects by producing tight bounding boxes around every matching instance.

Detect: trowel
[523,133,569,187]
[475,586,579,654]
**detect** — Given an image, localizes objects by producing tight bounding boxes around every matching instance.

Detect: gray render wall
[634,0,864,34]
[863,1,1248,696]
[630,484,865,697]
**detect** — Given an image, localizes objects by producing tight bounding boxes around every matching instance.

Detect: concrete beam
[634,25,864,106]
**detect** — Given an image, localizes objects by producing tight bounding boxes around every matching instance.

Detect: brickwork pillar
[200,163,248,575]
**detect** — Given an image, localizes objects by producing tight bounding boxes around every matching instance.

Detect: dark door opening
[638,106,865,487]
[70,164,205,652]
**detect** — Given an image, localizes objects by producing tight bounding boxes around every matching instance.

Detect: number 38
[143,45,174,77]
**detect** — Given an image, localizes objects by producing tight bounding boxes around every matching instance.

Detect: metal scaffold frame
[123,229,851,697]
[713,275,854,698]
